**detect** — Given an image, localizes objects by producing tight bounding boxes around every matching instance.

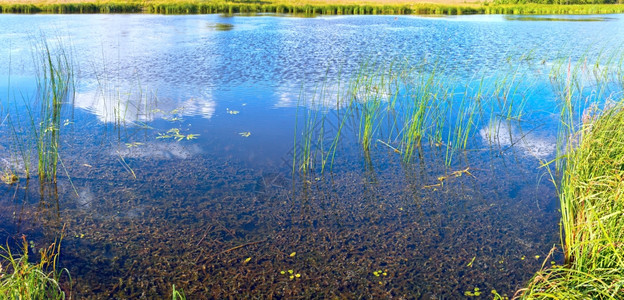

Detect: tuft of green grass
[172,284,186,299]
[0,235,69,300]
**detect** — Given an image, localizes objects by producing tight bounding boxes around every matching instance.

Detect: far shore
[2,0,624,15]
[0,0,483,5]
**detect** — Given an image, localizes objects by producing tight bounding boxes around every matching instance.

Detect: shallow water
[0,13,623,298]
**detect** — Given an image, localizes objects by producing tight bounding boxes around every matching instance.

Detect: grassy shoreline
[519,103,624,298]
[2,0,624,15]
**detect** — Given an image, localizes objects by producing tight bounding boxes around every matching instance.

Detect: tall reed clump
[292,64,403,176]
[519,103,624,299]
[0,235,68,299]
[293,57,544,174]
[292,61,494,172]
[350,63,400,153]
[32,38,75,182]
[399,67,448,161]
[293,84,325,175]
[549,54,620,172]
[293,74,348,176]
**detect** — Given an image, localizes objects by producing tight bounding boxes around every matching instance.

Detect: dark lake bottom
[1,133,560,298]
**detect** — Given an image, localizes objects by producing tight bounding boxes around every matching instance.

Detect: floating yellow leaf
[295,273,301,278]
[243,257,251,263]
[289,252,296,257]
[239,132,251,137]
[167,128,181,134]
[126,142,144,148]
[186,134,200,140]
[157,128,185,140]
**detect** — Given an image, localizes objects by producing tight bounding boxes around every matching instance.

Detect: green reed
[292,61,507,170]
[4,37,75,182]
[444,77,483,164]
[491,61,530,121]
[399,67,445,162]
[548,54,619,172]
[321,76,352,174]
[292,55,549,176]
[351,65,388,153]
[293,64,403,176]
[172,284,186,299]
[397,67,488,165]
[140,2,414,15]
[31,38,74,182]
[293,76,335,175]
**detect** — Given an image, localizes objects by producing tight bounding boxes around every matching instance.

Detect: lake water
[1,13,623,298]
